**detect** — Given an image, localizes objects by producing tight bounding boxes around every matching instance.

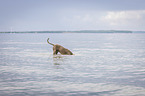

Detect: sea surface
[0,33,145,96]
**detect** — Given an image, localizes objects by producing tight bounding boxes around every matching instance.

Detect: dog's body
[47,38,73,55]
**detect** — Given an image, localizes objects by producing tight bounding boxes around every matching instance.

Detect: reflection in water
[53,55,68,69]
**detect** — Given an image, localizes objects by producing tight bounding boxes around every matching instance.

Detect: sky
[0,0,145,32]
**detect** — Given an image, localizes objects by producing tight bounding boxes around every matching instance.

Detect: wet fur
[47,38,73,55]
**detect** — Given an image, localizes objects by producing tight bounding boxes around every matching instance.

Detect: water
[0,33,145,96]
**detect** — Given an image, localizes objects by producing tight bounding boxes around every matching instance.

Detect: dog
[47,38,73,55]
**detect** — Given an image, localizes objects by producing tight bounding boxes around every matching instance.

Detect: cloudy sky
[0,0,145,32]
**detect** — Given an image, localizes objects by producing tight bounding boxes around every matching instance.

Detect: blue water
[0,33,145,96]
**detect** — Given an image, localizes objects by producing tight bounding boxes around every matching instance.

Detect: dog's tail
[47,38,54,46]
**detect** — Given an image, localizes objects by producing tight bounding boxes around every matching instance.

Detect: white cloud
[61,10,145,31]
[60,11,105,30]
[102,10,145,30]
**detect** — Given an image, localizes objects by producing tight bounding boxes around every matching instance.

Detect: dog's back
[53,44,73,55]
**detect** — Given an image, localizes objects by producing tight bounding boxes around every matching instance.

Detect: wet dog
[47,38,73,55]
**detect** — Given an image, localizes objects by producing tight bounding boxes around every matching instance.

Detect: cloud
[102,10,145,30]
[55,10,145,31]
[59,10,106,30]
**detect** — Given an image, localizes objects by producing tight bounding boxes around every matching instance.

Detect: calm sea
[0,33,145,96]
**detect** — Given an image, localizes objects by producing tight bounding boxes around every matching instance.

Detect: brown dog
[47,38,73,55]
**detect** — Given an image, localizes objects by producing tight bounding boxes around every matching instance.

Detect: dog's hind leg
[53,49,59,55]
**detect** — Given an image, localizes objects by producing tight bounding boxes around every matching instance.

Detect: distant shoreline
[0,30,145,33]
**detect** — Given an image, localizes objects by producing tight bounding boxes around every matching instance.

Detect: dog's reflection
[53,55,67,69]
